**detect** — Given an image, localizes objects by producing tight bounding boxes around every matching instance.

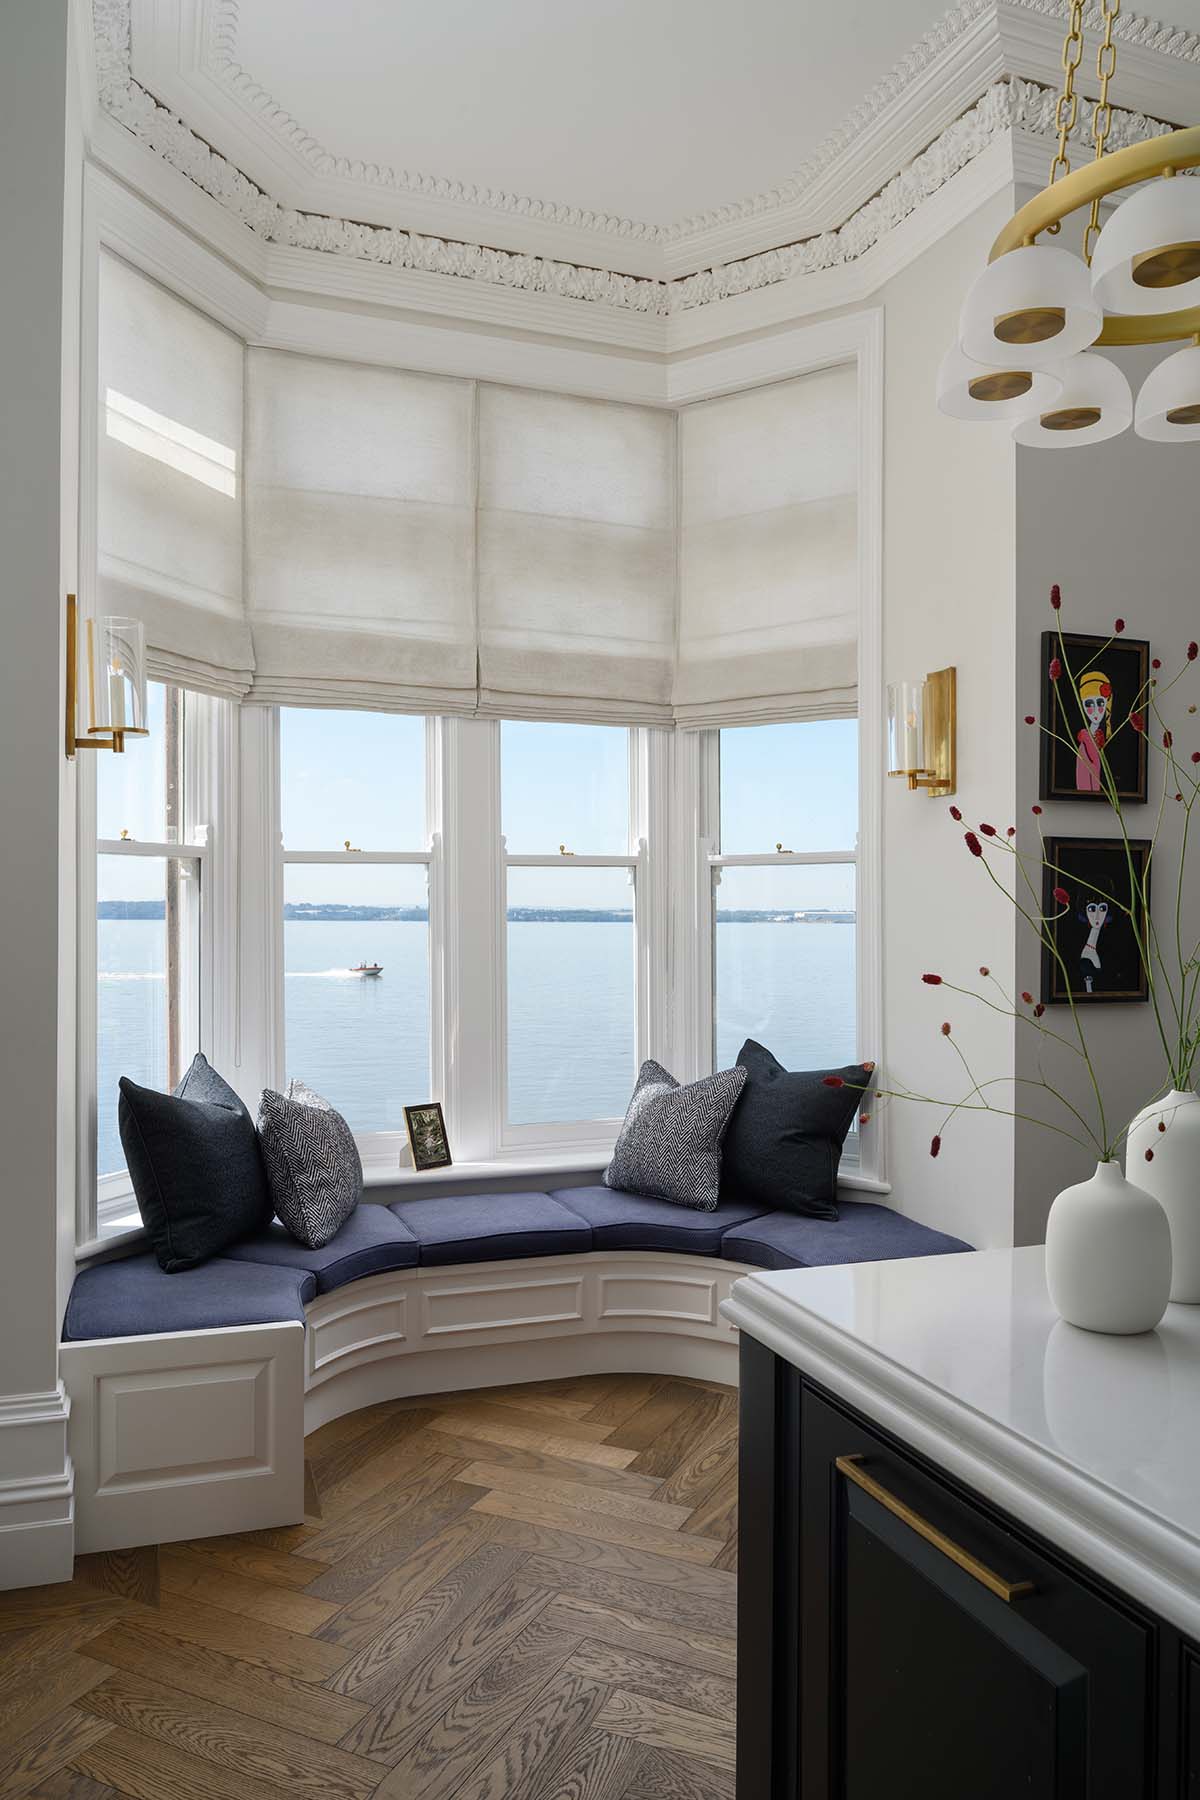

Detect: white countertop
[722,1245,1200,1641]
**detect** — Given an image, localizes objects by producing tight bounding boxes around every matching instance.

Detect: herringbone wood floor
[0,1373,738,1800]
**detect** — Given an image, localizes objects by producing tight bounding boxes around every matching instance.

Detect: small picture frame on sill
[404,1101,453,1171]
[1041,836,1151,1005]
[1039,630,1150,803]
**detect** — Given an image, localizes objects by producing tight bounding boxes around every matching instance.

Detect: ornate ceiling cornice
[91,0,1186,319]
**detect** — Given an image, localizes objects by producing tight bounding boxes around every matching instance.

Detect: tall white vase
[1126,1090,1200,1302]
[1045,1159,1171,1335]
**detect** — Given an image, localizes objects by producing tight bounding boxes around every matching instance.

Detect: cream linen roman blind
[98,254,253,698]
[244,351,476,713]
[476,385,676,724]
[674,364,858,728]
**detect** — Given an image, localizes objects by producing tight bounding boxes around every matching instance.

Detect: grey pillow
[119,1055,271,1272]
[605,1059,747,1212]
[256,1080,363,1249]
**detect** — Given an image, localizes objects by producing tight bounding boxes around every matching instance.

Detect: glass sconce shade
[1012,351,1133,448]
[887,681,926,775]
[87,615,148,736]
[959,246,1102,370]
[937,342,1063,422]
[1092,177,1200,316]
[1135,342,1200,441]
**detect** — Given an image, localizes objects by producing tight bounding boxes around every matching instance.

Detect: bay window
[709,717,861,1149]
[278,709,431,1154]
[85,681,215,1244]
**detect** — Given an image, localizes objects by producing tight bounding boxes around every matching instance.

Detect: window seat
[63,1187,970,1343]
[59,1188,970,1556]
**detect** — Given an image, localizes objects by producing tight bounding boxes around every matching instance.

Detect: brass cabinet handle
[836,1454,1035,1605]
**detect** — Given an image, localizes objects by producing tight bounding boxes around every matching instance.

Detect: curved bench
[61,1186,970,1554]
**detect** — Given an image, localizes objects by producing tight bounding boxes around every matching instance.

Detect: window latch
[559,844,575,856]
[775,841,794,854]
[343,839,362,853]
[120,829,131,842]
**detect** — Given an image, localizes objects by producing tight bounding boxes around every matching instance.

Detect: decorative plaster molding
[202,0,659,245]
[93,0,1183,320]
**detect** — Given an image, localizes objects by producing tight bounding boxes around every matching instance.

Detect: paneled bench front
[61,1186,969,1553]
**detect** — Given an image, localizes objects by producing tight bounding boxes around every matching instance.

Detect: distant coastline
[99,901,856,926]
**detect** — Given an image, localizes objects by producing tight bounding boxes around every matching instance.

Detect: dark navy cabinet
[737,1334,1191,1800]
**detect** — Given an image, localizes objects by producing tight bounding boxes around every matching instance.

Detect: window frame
[78,686,230,1251]
[273,711,439,1170]
[704,719,863,1168]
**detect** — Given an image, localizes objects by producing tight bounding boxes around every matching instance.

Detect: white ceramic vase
[1045,1159,1171,1335]
[1126,1090,1200,1303]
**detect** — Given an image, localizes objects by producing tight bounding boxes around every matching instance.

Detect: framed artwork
[1039,630,1149,803]
[1041,837,1151,1005]
[404,1101,452,1171]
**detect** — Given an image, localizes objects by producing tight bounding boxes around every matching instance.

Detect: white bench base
[62,1250,750,1555]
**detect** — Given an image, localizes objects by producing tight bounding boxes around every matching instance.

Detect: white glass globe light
[937,342,1063,422]
[1135,342,1200,441]
[1092,176,1200,316]
[1012,352,1133,447]
[959,245,1103,369]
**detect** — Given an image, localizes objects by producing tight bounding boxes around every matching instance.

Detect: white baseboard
[0,1385,75,1588]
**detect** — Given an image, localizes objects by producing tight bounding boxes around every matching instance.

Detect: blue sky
[100,697,858,909]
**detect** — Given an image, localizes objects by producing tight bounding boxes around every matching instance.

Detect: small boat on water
[351,962,383,977]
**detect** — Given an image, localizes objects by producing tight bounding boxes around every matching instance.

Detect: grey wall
[1013,343,1200,1243]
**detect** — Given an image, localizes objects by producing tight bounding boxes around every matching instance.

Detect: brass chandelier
[938,0,1200,446]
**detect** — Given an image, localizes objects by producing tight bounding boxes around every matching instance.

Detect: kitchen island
[722,1244,1200,1799]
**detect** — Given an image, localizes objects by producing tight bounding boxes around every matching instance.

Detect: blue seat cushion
[222,1204,419,1293]
[721,1201,972,1271]
[63,1254,315,1342]
[551,1185,768,1256]
[388,1191,592,1266]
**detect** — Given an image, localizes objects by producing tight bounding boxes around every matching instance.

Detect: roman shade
[674,364,859,728]
[476,386,676,724]
[245,351,476,713]
[98,255,252,699]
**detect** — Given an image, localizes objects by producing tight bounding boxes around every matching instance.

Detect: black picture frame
[404,1101,452,1170]
[1039,630,1149,804]
[1041,837,1151,1005]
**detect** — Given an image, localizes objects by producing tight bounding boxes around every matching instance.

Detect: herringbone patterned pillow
[604,1059,747,1211]
[256,1080,363,1249]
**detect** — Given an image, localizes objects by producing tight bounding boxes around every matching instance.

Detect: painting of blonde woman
[1039,630,1149,804]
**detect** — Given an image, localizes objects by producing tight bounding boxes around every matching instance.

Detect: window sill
[361,1150,612,1193]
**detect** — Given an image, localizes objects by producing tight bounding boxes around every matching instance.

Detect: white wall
[0,0,79,1585]
[875,194,1021,1250]
[1012,344,1200,1243]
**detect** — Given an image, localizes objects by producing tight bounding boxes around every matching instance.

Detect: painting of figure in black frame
[1041,837,1151,1004]
[1039,631,1149,803]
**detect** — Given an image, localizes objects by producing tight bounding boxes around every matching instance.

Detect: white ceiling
[227,0,961,228]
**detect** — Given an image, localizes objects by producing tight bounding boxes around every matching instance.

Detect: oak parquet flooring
[474,1489,725,1565]
[412,1428,662,1494]
[302,1476,485,1604]
[0,1373,739,1800]
[326,1540,525,1703]
[371,1617,579,1800]
[77,1620,369,1745]
[594,1688,737,1770]
[623,1743,736,1800]
[78,1669,381,1800]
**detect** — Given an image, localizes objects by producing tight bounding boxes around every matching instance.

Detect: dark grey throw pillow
[719,1039,875,1221]
[604,1059,747,1212]
[118,1056,272,1272]
[256,1080,363,1249]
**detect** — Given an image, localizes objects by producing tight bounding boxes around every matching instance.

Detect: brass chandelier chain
[1046,0,1087,230]
[1085,0,1122,262]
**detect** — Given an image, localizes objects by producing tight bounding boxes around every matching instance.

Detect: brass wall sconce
[65,594,149,758]
[886,667,957,796]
